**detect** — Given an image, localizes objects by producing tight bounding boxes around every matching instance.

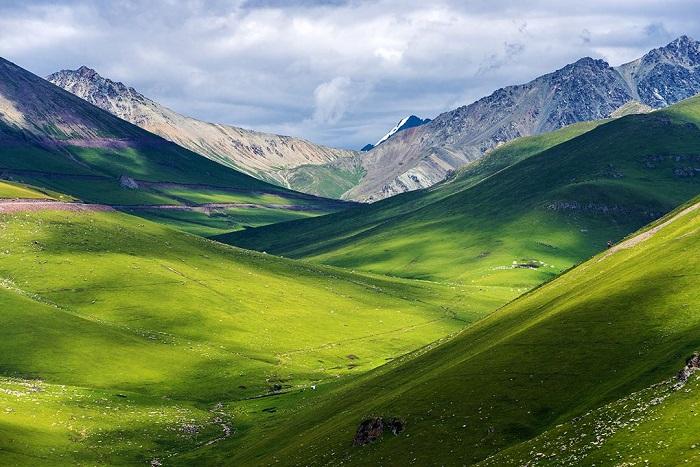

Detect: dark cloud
[1,0,699,149]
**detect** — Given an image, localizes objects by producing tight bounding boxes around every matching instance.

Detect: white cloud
[0,0,699,149]
[310,77,371,125]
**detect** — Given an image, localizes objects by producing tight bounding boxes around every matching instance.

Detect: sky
[1,0,699,149]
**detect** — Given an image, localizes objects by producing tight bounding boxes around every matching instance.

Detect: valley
[0,20,699,467]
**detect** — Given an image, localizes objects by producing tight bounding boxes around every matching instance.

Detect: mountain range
[348,35,700,201]
[47,66,362,198]
[47,36,700,203]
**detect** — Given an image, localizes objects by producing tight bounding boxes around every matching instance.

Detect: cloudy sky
[1,0,698,149]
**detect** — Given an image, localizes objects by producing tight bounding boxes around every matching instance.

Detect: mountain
[361,115,431,151]
[347,35,700,201]
[202,194,700,465]
[46,66,360,197]
[221,94,700,287]
[0,57,350,235]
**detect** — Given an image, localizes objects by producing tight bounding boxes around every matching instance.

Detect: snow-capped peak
[374,115,430,147]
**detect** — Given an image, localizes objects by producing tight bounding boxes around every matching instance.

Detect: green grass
[0,180,54,199]
[189,195,700,466]
[481,375,700,465]
[129,206,327,237]
[0,207,511,464]
[275,156,367,199]
[222,99,700,287]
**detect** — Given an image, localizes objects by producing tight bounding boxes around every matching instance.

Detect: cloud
[1,0,699,149]
[312,77,353,124]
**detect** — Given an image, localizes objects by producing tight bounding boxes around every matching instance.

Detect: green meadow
[0,207,512,464]
[191,196,700,466]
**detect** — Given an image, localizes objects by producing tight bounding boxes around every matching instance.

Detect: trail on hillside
[602,200,700,260]
[0,198,323,213]
[0,199,114,213]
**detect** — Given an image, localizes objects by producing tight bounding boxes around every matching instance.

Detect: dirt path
[0,198,320,213]
[601,200,700,260]
[0,199,114,213]
[117,203,321,212]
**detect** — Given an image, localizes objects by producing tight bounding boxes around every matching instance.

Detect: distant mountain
[47,66,359,197]
[377,115,430,146]
[347,35,700,202]
[0,57,350,234]
[361,115,430,151]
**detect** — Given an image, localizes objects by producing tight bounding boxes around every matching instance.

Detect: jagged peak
[669,34,697,47]
[646,34,700,60]
[50,66,105,82]
[75,65,100,78]
[568,56,610,69]
[47,66,145,100]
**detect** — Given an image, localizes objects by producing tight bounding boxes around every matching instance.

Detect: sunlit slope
[481,372,700,465]
[193,197,700,466]
[0,180,58,199]
[224,99,700,285]
[0,206,502,465]
[0,57,348,234]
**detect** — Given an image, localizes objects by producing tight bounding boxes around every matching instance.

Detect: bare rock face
[47,67,358,196]
[119,175,139,189]
[352,416,405,446]
[348,36,700,202]
[675,353,700,388]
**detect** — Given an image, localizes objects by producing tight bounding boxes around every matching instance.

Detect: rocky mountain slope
[47,66,359,196]
[348,35,700,201]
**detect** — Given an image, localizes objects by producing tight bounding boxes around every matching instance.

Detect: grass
[189,195,700,466]
[222,98,700,286]
[129,206,327,237]
[0,180,54,199]
[0,207,511,464]
[275,156,366,199]
[481,375,700,465]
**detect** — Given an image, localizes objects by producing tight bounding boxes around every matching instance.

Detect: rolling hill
[222,96,700,291]
[0,183,506,465]
[185,193,700,465]
[47,66,363,198]
[0,57,351,236]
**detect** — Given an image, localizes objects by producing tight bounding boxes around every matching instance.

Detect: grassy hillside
[272,154,366,199]
[0,205,509,465]
[220,120,600,250]
[223,98,700,286]
[187,196,700,466]
[0,180,59,199]
[0,58,349,235]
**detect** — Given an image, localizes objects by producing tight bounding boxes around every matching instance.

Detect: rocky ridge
[348,35,700,202]
[47,67,358,196]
